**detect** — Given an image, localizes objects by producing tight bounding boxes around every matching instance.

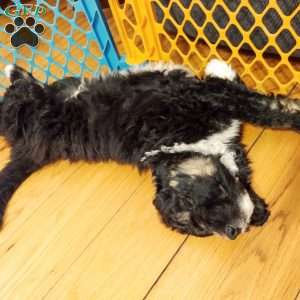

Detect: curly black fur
[0,61,298,239]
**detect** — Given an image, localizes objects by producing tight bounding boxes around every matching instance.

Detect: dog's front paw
[251,201,270,226]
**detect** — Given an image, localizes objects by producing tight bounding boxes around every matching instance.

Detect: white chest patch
[142,120,241,175]
[177,157,216,177]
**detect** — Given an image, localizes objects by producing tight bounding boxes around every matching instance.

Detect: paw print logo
[4,17,45,48]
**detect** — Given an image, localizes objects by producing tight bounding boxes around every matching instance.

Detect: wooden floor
[1,5,300,300]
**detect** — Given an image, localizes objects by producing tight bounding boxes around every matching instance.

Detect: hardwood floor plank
[0,160,82,230]
[242,124,263,151]
[44,177,187,300]
[0,163,144,300]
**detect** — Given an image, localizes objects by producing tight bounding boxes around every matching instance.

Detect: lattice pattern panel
[0,0,126,97]
[109,0,300,94]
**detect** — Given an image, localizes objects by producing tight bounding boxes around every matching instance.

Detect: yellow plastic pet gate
[109,0,300,94]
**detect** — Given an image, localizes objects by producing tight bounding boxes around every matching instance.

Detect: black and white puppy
[0,60,299,239]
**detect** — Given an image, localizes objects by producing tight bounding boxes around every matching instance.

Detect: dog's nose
[225,225,241,240]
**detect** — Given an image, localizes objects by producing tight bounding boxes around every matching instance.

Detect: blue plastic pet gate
[0,0,128,97]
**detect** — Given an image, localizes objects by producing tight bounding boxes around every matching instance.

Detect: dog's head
[153,154,256,240]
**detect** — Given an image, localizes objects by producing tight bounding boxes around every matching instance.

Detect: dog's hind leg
[202,77,300,131]
[237,91,300,131]
[0,156,40,227]
[204,59,300,131]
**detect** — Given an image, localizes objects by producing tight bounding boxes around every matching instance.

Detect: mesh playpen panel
[109,0,300,94]
[0,0,126,97]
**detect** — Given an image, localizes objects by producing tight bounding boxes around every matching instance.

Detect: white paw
[4,64,14,79]
[204,59,236,81]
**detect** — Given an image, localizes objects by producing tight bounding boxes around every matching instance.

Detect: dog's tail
[0,157,40,228]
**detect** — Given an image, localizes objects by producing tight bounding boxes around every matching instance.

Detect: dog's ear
[153,189,213,236]
[153,188,192,228]
[152,162,169,192]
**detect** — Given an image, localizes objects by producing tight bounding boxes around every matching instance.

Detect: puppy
[0,60,298,239]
